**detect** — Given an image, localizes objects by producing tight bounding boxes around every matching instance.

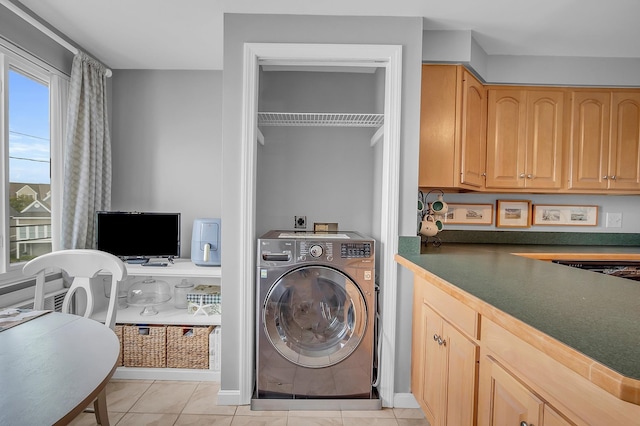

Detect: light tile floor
[69,380,430,426]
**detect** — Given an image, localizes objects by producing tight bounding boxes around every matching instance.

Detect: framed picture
[496,200,532,228]
[443,203,493,225]
[532,204,598,226]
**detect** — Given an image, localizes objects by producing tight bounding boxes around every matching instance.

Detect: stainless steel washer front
[255,230,376,401]
[263,265,367,368]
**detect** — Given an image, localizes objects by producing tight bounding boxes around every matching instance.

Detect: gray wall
[256,70,380,237]
[110,70,223,258]
[423,29,640,87]
[223,13,423,400]
[0,1,74,74]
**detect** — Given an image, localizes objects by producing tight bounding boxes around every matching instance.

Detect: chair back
[22,249,128,330]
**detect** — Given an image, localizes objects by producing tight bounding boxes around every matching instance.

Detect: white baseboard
[393,393,419,408]
[216,389,418,409]
[217,389,242,406]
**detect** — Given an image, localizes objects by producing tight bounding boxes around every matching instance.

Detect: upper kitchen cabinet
[419,65,487,190]
[569,90,640,192]
[485,88,565,190]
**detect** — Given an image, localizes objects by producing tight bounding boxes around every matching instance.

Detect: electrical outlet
[606,212,622,228]
[294,216,307,229]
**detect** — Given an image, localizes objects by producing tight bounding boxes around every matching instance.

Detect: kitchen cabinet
[479,356,573,426]
[610,92,640,190]
[412,275,479,426]
[569,90,640,191]
[398,253,640,426]
[477,316,640,426]
[486,88,564,190]
[419,65,486,190]
[419,64,640,194]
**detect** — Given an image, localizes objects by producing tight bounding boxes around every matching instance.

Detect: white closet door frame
[238,43,402,407]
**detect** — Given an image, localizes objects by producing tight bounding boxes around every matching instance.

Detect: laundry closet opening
[255,66,386,242]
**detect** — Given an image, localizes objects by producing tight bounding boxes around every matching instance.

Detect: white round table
[0,312,120,425]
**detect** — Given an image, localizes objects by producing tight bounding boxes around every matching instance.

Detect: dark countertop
[398,244,640,382]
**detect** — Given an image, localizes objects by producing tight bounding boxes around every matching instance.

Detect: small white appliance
[191,218,221,266]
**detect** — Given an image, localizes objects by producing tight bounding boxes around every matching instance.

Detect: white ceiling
[14,0,640,70]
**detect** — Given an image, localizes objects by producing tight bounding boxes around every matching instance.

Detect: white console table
[92,259,222,382]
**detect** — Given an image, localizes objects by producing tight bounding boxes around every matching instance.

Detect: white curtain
[61,52,111,249]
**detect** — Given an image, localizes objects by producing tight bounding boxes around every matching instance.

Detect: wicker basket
[114,325,124,366]
[166,325,214,369]
[123,325,167,368]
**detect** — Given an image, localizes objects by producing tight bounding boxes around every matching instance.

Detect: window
[8,69,51,264]
[1,43,67,281]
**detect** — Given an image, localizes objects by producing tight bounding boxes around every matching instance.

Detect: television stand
[92,259,222,382]
[142,261,168,267]
[125,257,149,264]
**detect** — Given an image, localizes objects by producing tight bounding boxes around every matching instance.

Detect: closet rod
[1,0,112,77]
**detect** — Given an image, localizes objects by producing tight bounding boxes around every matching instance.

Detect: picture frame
[532,204,598,226]
[443,203,494,225]
[496,200,532,228]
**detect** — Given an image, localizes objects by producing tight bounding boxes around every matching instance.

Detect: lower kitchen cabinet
[400,256,640,426]
[412,276,479,426]
[478,355,573,426]
[478,317,640,426]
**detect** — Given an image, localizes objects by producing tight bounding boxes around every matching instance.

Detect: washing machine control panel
[298,241,334,261]
[341,242,372,258]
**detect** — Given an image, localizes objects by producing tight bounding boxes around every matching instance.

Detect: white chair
[22,249,128,425]
[23,249,127,329]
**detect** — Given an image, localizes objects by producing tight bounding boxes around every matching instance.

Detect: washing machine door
[263,265,367,368]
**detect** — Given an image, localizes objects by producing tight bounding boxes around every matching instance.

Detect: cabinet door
[486,89,527,188]
[544,405,575,426]
[487,89,564,189]
[526,90,564,189]
[460,70,487,188]
[443,321,478,426]
[480,356,543,426]
[419,65,486,190]
[609,92,640,190]
[569,91,611,190]
[420,303,445,426]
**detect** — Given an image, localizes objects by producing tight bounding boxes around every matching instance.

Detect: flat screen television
[95,211,180,261]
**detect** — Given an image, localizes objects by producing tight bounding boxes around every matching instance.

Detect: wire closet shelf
[257,112,384,127]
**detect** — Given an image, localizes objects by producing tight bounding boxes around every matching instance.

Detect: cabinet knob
[481,172,487,177]
[433,334,439,342]
[520,422,529,426]
[527,174,534,179]
[519,173,525,178]
[603,175,608,179]
[611,175,617,180]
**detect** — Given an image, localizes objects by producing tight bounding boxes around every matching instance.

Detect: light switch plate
[605,212,622,228]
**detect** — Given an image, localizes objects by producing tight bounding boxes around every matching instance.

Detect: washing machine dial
[309,244,324,258]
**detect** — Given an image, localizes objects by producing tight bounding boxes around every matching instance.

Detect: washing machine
[254,230,377,406]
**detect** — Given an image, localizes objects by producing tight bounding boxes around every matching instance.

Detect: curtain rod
[1,0,112,77]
